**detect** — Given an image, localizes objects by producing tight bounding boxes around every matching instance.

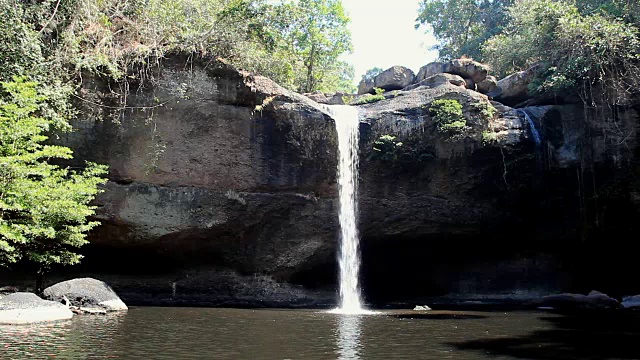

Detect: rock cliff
[4,56,639,307]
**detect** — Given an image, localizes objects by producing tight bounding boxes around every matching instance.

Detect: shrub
[429,99,467,133]
[372,134,403,161]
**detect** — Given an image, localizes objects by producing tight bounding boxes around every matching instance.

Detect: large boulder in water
[374,66,415,91]
[0,292,73,324]
[43,278,128,311]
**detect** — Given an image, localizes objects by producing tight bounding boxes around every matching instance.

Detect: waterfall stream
[323,105,369,314]
[517,109,542,145]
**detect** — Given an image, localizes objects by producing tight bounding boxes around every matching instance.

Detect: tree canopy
[0,78,108,282]
[417,0,640,104]
[416,0,512,61]
[0,0,354,95]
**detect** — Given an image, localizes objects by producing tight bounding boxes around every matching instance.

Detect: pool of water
[1,307,639,359]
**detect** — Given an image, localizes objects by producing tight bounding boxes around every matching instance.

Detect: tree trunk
[35,267,47,296]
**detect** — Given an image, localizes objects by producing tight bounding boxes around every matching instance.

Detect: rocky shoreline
[0,278,127,325]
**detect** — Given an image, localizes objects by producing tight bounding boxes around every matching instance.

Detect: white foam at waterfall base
[323,105,374,315]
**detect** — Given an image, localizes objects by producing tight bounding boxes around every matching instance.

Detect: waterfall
[323,105,367,314]
[517,109,542,145]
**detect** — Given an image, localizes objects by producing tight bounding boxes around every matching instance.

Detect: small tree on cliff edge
[0,77,108,293]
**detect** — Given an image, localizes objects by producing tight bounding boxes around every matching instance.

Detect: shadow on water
[449,310,640,360]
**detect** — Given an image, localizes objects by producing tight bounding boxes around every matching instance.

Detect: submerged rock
[43,278,128,312]
[0,292,73,324]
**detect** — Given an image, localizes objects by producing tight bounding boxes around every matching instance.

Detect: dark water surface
[1,307,639,359]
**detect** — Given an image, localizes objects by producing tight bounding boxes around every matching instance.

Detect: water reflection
[335,315,363,360]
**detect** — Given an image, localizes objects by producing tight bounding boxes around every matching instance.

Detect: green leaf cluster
[429,99,467,133]
[416,0,512,60]
[0,78,108,270]
[482,0,640,100]
[2,0,354,103]
[372,134,403,161]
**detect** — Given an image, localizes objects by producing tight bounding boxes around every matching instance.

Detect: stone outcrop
[416,59,490,91]
[3,55,638,307]
[489,66,538,106]
[358,77,375,95]
[43,278,128,312]
[535,291,620,310]
[403,73,466,91]
[304,91,346,105]
[622,295,640,309]
[0,293,73,324]
[358,66,415,94]
[477,75,497,94]
[374,66,415,91]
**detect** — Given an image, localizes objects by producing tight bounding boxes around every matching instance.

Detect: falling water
[323,105,367,314]
[517,109,542,145]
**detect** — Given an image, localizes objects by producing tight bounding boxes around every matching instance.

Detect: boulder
[416,59,489,84]
[0,292,73,324]
[328,92,347,105]
[622,295,640,309]
[449,58,489,84]
[374,66,415,91]
[304,91,329,103]
[477,75,498,94]
[415,62,449,82]
[43,278,128,312]
[465,78,476,91]
[358,77,375,95]
[403,73,466,91]
[535,290,620,310]
[489,66,538,106]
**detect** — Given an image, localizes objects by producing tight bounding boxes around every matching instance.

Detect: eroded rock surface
[43,278,128,311]
[0,293,73,324]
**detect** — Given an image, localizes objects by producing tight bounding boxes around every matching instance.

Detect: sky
[341,0,438,85]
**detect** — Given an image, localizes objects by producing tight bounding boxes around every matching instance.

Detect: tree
[362,67,384,81]
[0,77,108,293]
[482,0,640,103]
[269,0,353,93]
[416,0,512,60]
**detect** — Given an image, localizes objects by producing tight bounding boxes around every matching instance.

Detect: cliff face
[12,57,637,306]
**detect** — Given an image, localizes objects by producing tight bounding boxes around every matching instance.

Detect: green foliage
[373,87,385,96]
[352,94,385,105]
[0,78,108,271]
[2,0,354,101]
[362,67,384,81]
[416,0,512,60]
[268,0,353,93]
[429,99,467,133]
[482,130,499,144]
[482,0,640,101]
[472,101,497,120]
[372,135,403,161]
